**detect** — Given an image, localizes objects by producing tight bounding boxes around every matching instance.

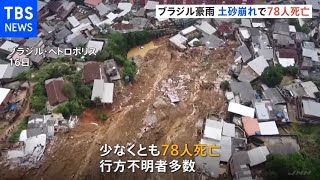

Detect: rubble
[159,74,191,103]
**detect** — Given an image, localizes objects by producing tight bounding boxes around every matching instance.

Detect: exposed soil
[0,39,237,180]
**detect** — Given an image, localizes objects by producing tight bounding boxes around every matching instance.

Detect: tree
[288,18,302,32]
[234,19,241,24]
[123,60,137,81]
[193,41,202,47]
[16,71,31,81]
[31,95,47,112]
[95,49,110,61]
[261,65,284,87]
[99,112,108,122]
[265,152,320,180]
[62,82,76,99]
[284,66,299,76]
[33,83,46,96]
[55,104,70,118]
[301,24,311,34]
[220,80,230,91]
[93,96,102,106]
[72,0,84,5]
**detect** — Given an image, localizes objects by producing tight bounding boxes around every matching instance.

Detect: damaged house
[297,96,320,123]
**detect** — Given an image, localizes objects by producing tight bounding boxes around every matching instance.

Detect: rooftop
[0,41,19,53]
[230,81,255,105]
[228,102,255,118]
[83,61,103,83]
[96,3,111,16]
[195,21,217,35]
[258,121,279,135]
[230,151,252,180]
[180,26,197,36]
[222,121,235,137]
[302,98,320,117]
[247,146,270,167]
[0,88,11,105]
[277,48,299,62]
[144,1,159,10]
[86,40,104,53]
[91,79,114,104]
[203,118,223,141]
[242,117,260,136]
[300,81,319,98]
[238,66,258,83]
[88,14,102,26]
[195,138,220,178]
[199,34,224,49]
[273,22,290,36]
[278,58,295,67]
[255,100,272,121]
[302,48,319,62]
[45,78,69,106]
[67,16,80,28]
[84,0,102,6]
[241,19,252,28]
[263,88,286,105]
[239,27,251,40]
[169,34,187,50]
[236,44,251,63]
[248,56,269,76]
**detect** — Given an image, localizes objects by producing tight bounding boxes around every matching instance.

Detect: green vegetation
[23,61,91,117]
[29,62,76,113]
[261,65,299,87]
[288,19,311,34]
[301,24,311,34]
[261,64,284,87]
[62,82,76,99]
[289,19,302,32]
[294,124,320,157]
[54,72,92,118]
[8,116,29,143]
[31,82,47,112]
[55,101,85,118]
[235,19,241,24]
[284,66,299,77]
[265,152,320,180]
[270,124,320,180]
[220,80,230,91]
[98,31,161,81]
[93,96,102,107]
[72,0,84,5]
[193,41,202,47]
[98,112,108,122]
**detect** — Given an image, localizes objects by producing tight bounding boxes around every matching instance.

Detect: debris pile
[159,74,191,103]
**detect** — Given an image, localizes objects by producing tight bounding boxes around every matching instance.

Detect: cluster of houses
[6,113,78,165]
[170,4,320,180]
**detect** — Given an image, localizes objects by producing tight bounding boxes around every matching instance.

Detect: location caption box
[0,0,38,38]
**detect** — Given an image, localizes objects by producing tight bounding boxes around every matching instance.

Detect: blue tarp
[9,103,17,111]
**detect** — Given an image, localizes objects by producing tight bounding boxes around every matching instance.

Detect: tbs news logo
[0,0,38,37]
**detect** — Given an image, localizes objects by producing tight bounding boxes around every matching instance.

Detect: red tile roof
[45,79,68,106]
[218,22,233,34]
[278,48,299,62]
[84,0,102,6]
[83,61,103,83]
[112,23,134,31]
[242,117,260,136]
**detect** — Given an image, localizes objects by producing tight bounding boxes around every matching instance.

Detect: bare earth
[0,40,237,180]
